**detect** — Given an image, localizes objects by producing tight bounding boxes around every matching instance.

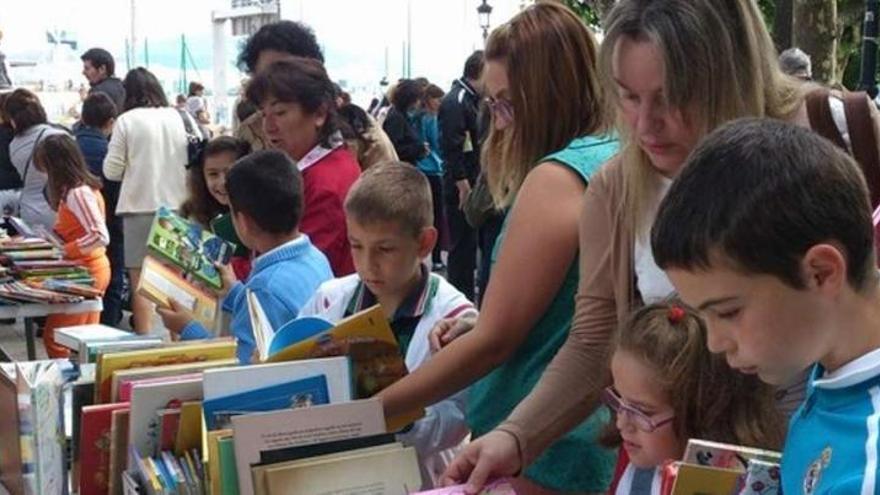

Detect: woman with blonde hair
[378,2,619,492]
[441,0,858,491]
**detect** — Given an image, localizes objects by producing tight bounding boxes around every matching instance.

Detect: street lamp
[478,0,493,43]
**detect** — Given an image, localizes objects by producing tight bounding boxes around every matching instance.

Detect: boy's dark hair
[81,92,117,128]
[4,88,47,135]
[226,149,303,235]
[390,79,423,112]
[463,50,484,80]
[81,48,116,77]
[122,67,168,112]
[651,118,876,291]
[245,58,347,149]
[237,20,324,73]
[345,161,433,237]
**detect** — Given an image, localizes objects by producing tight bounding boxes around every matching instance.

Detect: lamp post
[478,0,493,43]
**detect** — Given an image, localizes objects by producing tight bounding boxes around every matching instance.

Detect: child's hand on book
[429,315,477,353]
[156,298,195,335]
[441,430,523,493]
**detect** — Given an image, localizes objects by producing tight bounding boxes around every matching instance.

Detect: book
[201,356,353,430]
[95,339,236,403]
[128,376,203,460]
[108,409,131,495]
[246,288,334,361]
[145,206,233,290]
[670,462,743,495]
[231,399,386,495]
[118,372,203,402]
[110,357,237,402]
[265,305,423,431]
[257,433,396,466]
[219,437,241,495]
[70,370,96,490]
[259,443,422,495]
[682,439,782,470]
[206,429,234,495]
[0,366,24,495]
[79,402,131,495]
[156,408,183,455]
[203,374,329,431]
[138,255,220,328]
[175,401,203,456]
[82,338,165,365]
[54,323,135,351]
[413,480,518,494]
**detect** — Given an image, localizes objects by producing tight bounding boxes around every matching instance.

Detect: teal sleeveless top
[467,135,620,492]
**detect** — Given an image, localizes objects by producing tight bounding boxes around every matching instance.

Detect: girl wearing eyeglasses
[603,301,784,494]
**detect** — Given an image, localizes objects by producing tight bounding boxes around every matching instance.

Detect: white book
[127,377,203,465]
[55,324,134,351]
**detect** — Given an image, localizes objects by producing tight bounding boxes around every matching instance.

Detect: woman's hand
[441,430,523,493]
[429,315,477,353]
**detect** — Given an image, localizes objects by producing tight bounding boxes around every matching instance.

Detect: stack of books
[0,303,434,495]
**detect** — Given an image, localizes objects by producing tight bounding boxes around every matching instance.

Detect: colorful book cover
[137,255,219,328]
[146,206,233,289]
[206,429,234,495]
[682,439,782,471]
[84,338,164,365]
[128,377,203,459]
[413,480,518,494]
[175,401,203,456]
[670,463,743,495]
[94,339,236,403]
[108,408,130,495]
[219,437,241,495]
[202,374,330,430]
[79,402,131,495]
[157,408,182,455]
[110,357,237,402]
[118,372,203,402]
[266,305,423,431]
[740,459,781,495]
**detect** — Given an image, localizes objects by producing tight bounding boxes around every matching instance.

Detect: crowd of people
[2,0,880,493]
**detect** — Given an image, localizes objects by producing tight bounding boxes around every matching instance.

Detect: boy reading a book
[158,150,333,364]
[651,118,880,494]
[299,161,477,488]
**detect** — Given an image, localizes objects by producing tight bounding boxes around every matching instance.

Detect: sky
[0,0,527,106]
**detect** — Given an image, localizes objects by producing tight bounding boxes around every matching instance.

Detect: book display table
[0,299,103,361]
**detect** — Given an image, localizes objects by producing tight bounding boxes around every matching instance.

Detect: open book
[137,207,234,328]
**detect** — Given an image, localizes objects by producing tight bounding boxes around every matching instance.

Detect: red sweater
[300,147,360,276]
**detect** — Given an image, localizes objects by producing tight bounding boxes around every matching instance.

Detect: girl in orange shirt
[34,134,111,357]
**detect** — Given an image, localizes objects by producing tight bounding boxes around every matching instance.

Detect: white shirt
[634,176,676,304]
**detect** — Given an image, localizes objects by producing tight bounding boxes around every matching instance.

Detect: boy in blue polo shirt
[651,118,880,494]
[299,161,477,488]
[158,150,332,363]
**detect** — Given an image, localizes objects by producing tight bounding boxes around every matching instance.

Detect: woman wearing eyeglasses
[377,3,619,493]
[601,301,783,493]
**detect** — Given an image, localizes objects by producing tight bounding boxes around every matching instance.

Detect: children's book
[94,339,236,403]
[79,402,131,495]
[258,443,422,495]
[246,289,333,361]
[682,439,781,471]
[138,255,220,328]
[174,401,203,456]
[108,408,131,495]
[231,399,386,495]
[118,372,203,403]
[203,374,331,430]
[82,338,165,365]
[670,463,744,495]
[127,376,203,460]
[264,305,423,431]
[110,357,237,402]
[54,324,135,351]
[201,356,352,430]
[413,480,518,494]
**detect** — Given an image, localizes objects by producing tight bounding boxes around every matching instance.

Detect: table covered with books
[0,222,104,362]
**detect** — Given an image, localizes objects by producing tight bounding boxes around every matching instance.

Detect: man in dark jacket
[81,48,125,111]
[438,51,484,301]
[75,92,124,326]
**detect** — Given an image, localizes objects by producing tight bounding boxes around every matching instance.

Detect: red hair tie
[668,305,686,324]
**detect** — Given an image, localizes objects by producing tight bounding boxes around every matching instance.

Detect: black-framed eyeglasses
[602,386,675,433]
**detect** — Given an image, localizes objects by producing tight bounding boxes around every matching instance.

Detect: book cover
[175,401,203,456]
[203,374,330,430]
[261,444,422,495]
[127,377,203,461]
[206,429,234,495]
[108,408,130,495]
[231,399,386,495]
[79,402,131,495]
[219,437,241,495]
[682,439,782,471]
[70,375,95,489]
[83,338,165,365]
[156,408,182,455]
[413,480,518,494]
[740,459,781,495]
[670,463,743,495]
[55,324,134,351]
[146,206,233,290]
[0,368,24,495]
[95,339,235,403]
[137,255,219,328]
[14,361,67,495]
[257,433,396,466]
[118,372,203,403]
[265,305,423,431]
[110,357,237,402]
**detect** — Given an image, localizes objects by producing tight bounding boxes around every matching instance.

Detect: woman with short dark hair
[382,79,428,164]
[103,67,201,334]
[245,57,361,276]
